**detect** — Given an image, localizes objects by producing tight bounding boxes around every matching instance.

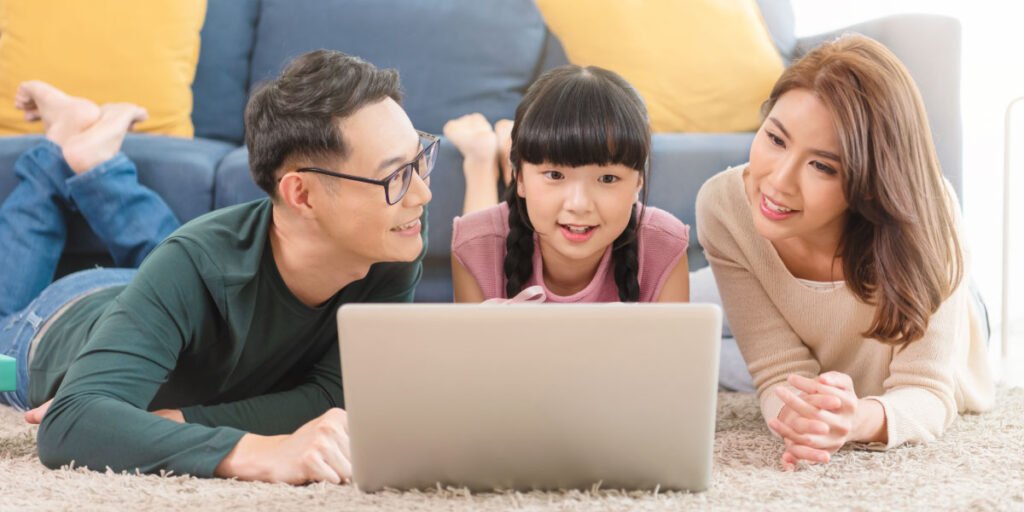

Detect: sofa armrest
[795,14,963,196]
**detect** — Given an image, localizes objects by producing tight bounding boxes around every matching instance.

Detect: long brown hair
[763,35,963,345]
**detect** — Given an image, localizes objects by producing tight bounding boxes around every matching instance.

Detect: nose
[765,153,801,197]
[402,171,432,207]
[564,180,594,214]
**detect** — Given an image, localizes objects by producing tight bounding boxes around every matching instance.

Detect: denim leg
[0,141,75,318]
[66,152,180,268]
[0,267,136,411]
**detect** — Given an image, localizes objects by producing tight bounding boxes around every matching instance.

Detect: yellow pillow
[536,0,784,133]
[0,0,206,138]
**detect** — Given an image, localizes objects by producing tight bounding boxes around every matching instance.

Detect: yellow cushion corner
[0,0,207,138]
[535,0,784,133]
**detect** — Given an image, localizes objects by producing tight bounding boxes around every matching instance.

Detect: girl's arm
[452,255,486,303]
[655,251,690,302]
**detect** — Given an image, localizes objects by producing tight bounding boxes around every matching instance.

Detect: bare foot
[444,113,499,183]
[14,81,101,146]
[24,398,52,425]
[62,103,148,174]
[494,119,514,186]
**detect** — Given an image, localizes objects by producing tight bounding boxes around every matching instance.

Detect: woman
[696,34,993,469]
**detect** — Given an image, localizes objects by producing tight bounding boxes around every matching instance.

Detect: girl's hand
[769,372,858,470]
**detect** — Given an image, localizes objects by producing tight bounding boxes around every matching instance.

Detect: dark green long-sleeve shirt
[33,199,424,477]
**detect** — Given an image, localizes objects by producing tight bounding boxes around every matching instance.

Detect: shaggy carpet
[1,389,1022,511]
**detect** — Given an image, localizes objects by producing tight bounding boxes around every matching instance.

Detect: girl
[696,35,993,469]
[446,65,690,303]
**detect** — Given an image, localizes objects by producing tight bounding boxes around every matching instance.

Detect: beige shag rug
[2,389,1022,511]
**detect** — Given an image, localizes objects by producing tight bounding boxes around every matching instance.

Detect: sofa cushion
[192,0,261,145]
[647,133,756,246]
[756,0,797,60]
[0,134,235,267]
[0,0,207,138]
[248,0,548,135]
[213,146,264,209]
[536,0,784,133]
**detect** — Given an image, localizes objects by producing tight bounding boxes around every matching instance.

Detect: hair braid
[611,207,641,302]
[503,188,535,298]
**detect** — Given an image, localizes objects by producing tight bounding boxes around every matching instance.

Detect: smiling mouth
[559,223,597,234]
[391,219,420,231]
[762,194,799,214]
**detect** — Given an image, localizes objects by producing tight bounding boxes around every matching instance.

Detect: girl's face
[517,162,642,265]
[746,88,848,247]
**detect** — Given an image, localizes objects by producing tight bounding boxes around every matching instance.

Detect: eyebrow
[768,117,841,162]
[373,139,424,176]
[374,155,407,175]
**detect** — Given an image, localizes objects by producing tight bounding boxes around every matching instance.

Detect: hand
[769,372,858,470]
[443,113,499,180]
[153,408,185,423]
[25,398,184,425]
[215,408,352,485]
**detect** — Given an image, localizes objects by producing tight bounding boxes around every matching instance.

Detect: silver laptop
[337,303,721,492]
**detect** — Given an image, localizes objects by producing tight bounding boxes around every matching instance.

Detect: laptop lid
[338,303,721,492]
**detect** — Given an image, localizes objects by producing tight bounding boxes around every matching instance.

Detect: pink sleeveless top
[451,202,690,302]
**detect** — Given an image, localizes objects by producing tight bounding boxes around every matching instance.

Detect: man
[0,49,435,484]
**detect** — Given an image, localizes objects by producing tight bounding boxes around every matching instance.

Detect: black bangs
[512,66,650,173]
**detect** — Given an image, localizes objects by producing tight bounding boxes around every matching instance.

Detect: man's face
[309,98,432,264]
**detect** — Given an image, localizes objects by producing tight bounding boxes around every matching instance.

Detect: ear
[635,173,644,202]
[277,172,317,218]
[515,168,526,198]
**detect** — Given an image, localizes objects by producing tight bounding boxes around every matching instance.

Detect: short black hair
[244,49,402,199]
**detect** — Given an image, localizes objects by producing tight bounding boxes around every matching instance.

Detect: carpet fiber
[2,389,1022,511]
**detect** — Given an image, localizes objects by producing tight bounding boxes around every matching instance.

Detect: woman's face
[517,162,641,265]
[745,88,848,248]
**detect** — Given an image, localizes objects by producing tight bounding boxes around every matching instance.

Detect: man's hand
[25,398,185,425]
[214,408,352,485]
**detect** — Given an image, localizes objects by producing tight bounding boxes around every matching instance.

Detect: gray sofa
[0,0,962,302]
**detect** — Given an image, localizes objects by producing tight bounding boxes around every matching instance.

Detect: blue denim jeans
[0,141,179,410]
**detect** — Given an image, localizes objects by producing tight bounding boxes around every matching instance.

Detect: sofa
[0,0,963,302]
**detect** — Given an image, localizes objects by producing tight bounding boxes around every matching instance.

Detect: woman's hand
[769,372,858,470]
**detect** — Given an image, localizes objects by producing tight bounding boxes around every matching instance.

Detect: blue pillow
[249,0,548,135]
[192,0,261,144]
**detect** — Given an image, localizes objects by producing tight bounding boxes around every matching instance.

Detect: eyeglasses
[296,130,440,206]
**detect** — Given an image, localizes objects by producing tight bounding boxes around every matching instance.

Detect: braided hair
[503,65,650,301]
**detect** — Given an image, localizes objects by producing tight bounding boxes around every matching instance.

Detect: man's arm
[36,240,245,477]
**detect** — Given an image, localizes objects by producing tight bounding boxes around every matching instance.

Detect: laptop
[337,303,721,492]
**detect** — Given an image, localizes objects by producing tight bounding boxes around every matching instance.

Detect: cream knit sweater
[696,165,994,448]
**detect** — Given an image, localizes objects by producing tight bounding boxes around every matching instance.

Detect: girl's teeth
[566,225,591,234]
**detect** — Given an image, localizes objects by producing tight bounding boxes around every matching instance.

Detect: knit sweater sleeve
[695,168,821,426]
[865,182,994,448]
